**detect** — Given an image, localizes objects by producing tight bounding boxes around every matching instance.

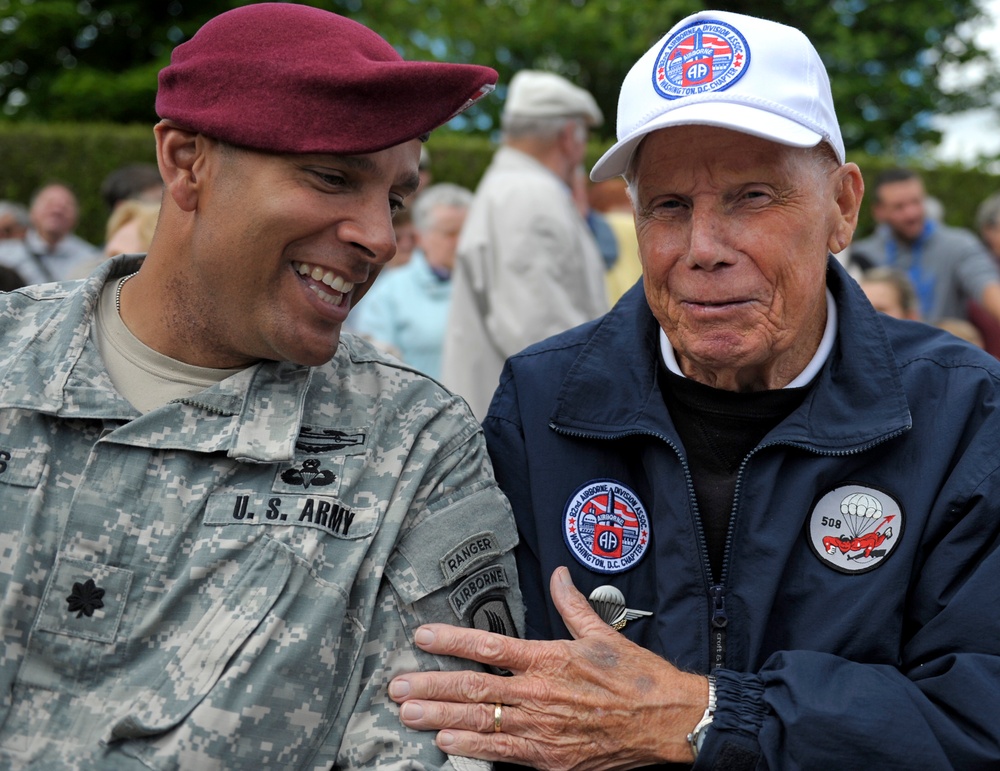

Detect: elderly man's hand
[388,567,708,771]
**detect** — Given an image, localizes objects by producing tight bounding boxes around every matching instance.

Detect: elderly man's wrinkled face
[630,126,861,391]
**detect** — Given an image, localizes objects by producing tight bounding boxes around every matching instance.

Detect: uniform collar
[0,254,313,463]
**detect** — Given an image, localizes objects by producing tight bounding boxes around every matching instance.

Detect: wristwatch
[686,674,717,761]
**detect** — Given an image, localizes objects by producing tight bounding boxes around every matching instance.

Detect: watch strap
[686,674,717,761]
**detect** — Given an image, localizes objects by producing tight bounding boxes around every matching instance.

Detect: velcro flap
[386,487,518,605]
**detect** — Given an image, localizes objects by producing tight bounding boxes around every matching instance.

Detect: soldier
[0,4,521,769]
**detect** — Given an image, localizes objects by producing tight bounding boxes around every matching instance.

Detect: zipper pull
[709,584,728,672]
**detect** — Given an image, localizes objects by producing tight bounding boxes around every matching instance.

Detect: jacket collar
[550,258,911,452]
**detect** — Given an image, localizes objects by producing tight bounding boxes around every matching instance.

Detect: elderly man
[441,70,608,420]
[0,183,98,283]
[389,10,1000,769]
[352,182,473,379]
[0,5,521,769]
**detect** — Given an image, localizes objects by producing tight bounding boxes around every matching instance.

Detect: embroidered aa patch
[653,19,749,100]
[563,479,650,574]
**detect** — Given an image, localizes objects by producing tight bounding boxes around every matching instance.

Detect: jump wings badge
[807,484,904,574]
[588,585,652,631]
[563,479,650,574]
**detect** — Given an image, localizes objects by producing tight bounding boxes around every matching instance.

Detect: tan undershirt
[93,277,246,413]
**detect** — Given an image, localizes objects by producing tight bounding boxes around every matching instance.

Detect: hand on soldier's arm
[389,567,709,771]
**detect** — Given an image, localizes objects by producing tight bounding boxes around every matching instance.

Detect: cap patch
[807,484,904,574]
[653,20,749,99]
[563,479,650,574]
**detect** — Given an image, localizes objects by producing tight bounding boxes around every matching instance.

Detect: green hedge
[0,123,157,245]
[1,122,997,247]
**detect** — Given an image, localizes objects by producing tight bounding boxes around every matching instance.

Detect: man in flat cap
[0,4,521,769]
[390,10,1000,770]
[441,70,608,421]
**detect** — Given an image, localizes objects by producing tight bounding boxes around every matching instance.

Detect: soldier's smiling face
[155,133,421,369]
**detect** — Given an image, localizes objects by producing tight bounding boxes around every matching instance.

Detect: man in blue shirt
[851,167,1000,324]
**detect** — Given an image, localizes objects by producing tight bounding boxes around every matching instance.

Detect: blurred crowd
[4,76,1000,400]
[0,163,162,291]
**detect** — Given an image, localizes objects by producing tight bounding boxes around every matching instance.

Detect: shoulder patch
[448,564,511,619]
[563,479,650,574]
[440,531,503,581]
[807,484,904,574]
[653,19,749,99]
[469,595,517,638]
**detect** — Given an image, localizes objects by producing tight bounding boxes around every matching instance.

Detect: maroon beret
[155,3,497,155]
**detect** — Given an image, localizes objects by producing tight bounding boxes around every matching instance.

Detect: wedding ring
[493,702,503,733]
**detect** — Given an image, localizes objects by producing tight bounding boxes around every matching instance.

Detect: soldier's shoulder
[0,283,75,342]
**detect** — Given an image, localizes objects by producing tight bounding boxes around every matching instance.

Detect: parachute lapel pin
[588,585,652,631]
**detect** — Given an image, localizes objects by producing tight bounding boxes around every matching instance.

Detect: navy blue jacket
[483,260,1000,770]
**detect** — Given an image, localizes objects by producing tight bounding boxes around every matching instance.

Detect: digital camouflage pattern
[0,256,523,769]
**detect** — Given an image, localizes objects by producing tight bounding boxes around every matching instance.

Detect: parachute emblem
[807,485,903,574]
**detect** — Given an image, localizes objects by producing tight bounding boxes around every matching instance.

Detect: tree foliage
[0,0,996,157]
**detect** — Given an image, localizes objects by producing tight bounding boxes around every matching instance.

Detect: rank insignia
[66,578,105,619]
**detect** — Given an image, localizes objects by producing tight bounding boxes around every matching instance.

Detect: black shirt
[659,364,811,581]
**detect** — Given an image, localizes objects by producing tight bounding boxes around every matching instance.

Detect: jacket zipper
[709,583,727,671]
[552,424,720,663]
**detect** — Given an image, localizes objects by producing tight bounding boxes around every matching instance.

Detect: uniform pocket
[104,536,293,742]
[34,558,133,644]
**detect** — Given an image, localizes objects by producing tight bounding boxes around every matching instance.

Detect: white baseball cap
[591,10,844,181]
[502,70,603,127]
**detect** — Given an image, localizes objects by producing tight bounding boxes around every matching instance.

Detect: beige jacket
[442,146,608,420]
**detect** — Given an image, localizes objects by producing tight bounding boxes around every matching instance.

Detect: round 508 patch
[807,484,904,574]
[563,479,650,574]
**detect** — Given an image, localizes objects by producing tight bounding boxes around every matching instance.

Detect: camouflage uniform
[0,255,523,770]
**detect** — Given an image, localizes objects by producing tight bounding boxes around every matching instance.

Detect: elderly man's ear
[154,121,217,213]
[828,162,865,253]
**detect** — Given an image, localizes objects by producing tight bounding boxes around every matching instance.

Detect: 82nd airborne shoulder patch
[563,479,650,575]
[807,484,904,574]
